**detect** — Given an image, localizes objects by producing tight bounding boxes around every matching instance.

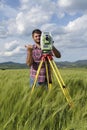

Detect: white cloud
[20,0,56,11]
[16,5,53,35]
[0,39,26,62]
[5,40,19,51]
[65,14,87,32]
[58,0,72,7]
[58,0,87,15]
[0,25,8,38]
[0,1,19,37]
[48,14,87,51]
[0,52,3,56]
[41,23,66,35]
[0,1,18,18]
[63,14,87,48]
[7,19,17,36]
[4,46,25,57]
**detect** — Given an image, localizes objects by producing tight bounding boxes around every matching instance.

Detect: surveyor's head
[32,29,42,44]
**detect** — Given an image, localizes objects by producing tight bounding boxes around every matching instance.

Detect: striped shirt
[30,44,46,82]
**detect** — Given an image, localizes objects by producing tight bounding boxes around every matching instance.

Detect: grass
[0,68,87,130]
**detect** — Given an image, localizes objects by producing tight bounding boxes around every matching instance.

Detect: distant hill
[0,60,87,69]
[56,60,87,68]
[0,62,28,70]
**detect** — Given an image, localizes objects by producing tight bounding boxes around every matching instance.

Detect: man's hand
[52,46,61,58]
[25,45,33,51]
[25,45,33,66]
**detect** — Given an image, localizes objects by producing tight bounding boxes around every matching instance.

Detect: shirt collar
[33,44,41,49]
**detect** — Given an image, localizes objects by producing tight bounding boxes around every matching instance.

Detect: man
[25,29,61,87]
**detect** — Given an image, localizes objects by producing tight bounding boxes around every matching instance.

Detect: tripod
[31,53,73,108]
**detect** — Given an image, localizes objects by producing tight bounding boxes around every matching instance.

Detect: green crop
[0,68,87,130]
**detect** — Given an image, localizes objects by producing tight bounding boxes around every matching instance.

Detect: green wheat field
[0,68,87,130]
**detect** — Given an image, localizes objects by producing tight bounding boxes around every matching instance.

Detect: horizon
[0,59,87,64]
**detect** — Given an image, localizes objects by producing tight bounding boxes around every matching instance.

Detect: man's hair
[32,29,42,36]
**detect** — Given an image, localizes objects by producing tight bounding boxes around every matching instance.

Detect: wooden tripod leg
[45,61,52,90]
[52,60,65,86]
[45,61,49,89]
[48,59,73,108]
[31,60,44,93]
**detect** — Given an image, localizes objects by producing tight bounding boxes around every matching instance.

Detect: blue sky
[0,0,87,63]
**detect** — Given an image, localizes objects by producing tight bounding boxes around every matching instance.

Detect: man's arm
[25,45,33,66]
[52,46,61,58]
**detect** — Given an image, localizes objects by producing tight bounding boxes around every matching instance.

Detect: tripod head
[40,32,54,54]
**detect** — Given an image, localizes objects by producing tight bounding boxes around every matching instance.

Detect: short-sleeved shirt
[30,44,46,82]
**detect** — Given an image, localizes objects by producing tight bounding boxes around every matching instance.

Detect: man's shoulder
[32,44,37,49]
[33,44,41,50]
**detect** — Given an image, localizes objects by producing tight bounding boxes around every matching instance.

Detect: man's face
[33,33,41,44]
